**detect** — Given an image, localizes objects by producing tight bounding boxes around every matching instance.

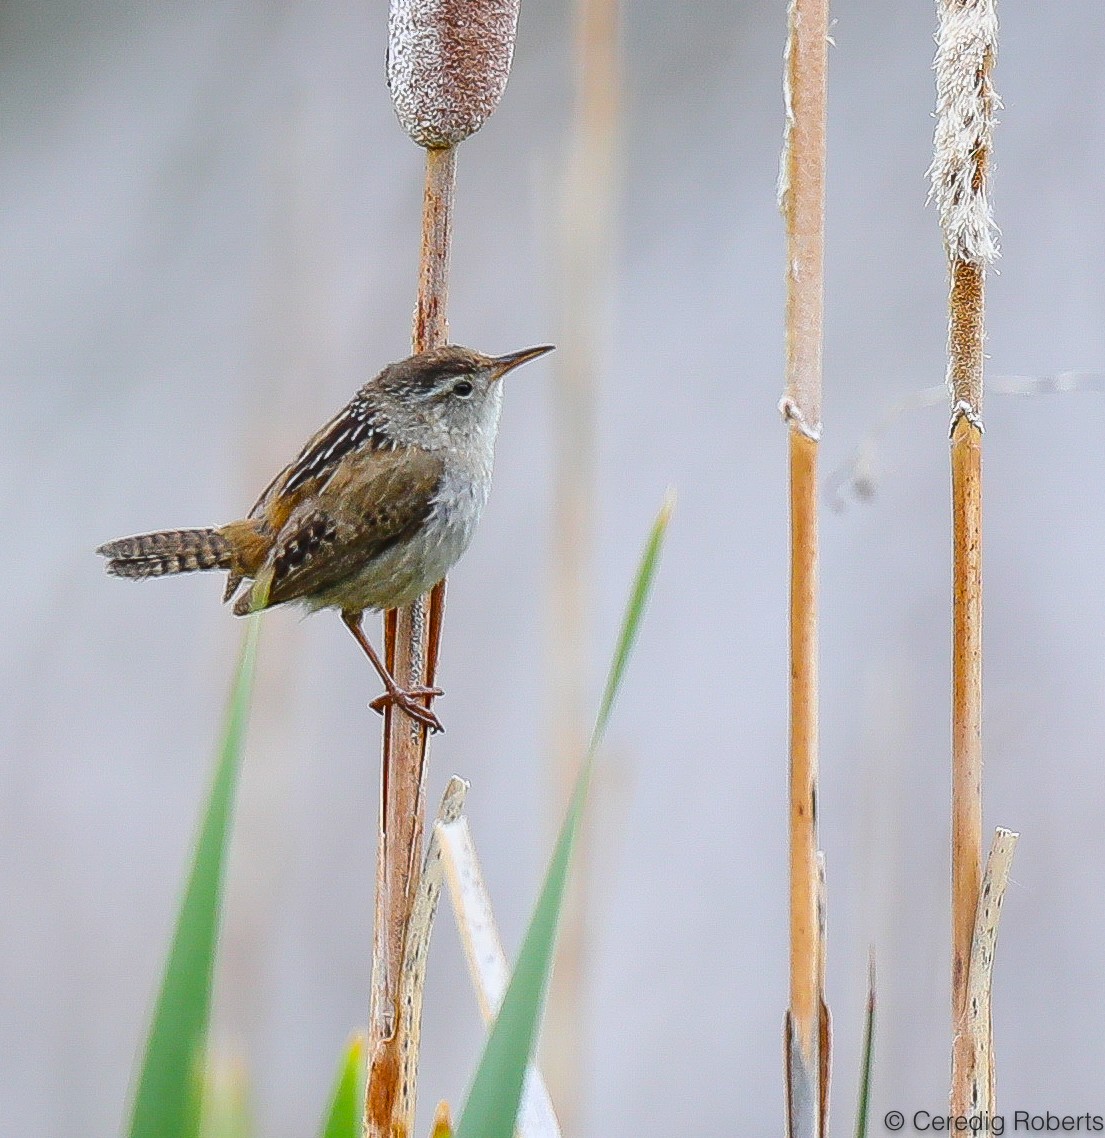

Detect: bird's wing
[245,391,395,526]
[239,444,445,613]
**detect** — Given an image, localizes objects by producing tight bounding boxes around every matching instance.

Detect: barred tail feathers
[97,528,234,579]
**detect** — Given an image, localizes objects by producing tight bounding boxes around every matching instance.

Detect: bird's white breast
[327,446,494,613]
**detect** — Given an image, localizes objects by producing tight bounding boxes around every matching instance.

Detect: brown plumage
[231,444,446,616]
[98,342,554,732]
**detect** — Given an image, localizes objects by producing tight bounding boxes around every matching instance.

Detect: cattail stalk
[928,0,998,1114]
[366,4,522,1135]
[365,143,457,1138]
[778,0,830,1133]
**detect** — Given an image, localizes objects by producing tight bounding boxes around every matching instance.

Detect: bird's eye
[452,379,474,397]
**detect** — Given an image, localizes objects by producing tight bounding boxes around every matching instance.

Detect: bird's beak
[488,343,555,380]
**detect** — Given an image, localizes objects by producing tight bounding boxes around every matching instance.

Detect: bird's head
[377,343,554,446]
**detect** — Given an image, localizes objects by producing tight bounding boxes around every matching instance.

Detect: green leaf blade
[590,489,674,753]
[854,958,876,1138]
[455,496,672,1138]
[321,1035,367,1138]
[128,616,262,1138]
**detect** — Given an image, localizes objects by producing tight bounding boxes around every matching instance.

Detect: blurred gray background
[3,1,1105,1135]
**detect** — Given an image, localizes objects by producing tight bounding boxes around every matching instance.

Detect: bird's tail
[97,528,234,579]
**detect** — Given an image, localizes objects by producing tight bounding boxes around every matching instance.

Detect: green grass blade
[455,496,672,1138]
[454,771,585,1138]
[854,956,877,1138]
[128,616,263,1138]
[590,489,675,752]
[320,1035,367,1138]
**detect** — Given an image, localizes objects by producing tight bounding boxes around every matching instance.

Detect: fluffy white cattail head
[388,0,521,148]
[929,0,1000,265]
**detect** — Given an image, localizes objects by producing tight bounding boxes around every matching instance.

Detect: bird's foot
[370,684,445,733]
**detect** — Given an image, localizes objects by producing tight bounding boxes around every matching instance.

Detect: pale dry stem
[396,777,470,1129]
[779,0,829,1132]
[438,816,562,1138]
[951,828,1018,1117]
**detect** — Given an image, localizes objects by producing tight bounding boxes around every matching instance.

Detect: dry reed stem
[786,436,820,1042]
[950,414,983,1023]
[545,0,619,1124]
[930,0,997,1110]
[784,431,824,1138]
[778,0,829,1132]
[951,828,1018,1117]
[438,817,562,1138]
[396,777,470,1129]
[365,143,457,1138]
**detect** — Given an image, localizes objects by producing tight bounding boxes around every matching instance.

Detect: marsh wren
[98,343,554,733]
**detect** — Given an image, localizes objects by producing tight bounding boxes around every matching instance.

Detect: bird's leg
[341,610,444,733]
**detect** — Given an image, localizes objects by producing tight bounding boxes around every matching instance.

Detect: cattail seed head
[929,0,1000,266]
[387,0,521,149]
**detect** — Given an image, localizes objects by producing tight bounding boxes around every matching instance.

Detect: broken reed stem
[396,777,470,1129]
[544,0,619,1124]
[778,0,829,1132]
[365,143,457,1138]
[929,0,998,1111]
[438,816,563,1138]
[952,828,1018,1116]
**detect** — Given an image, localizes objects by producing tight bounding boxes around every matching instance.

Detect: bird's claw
[370,685,445,733]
